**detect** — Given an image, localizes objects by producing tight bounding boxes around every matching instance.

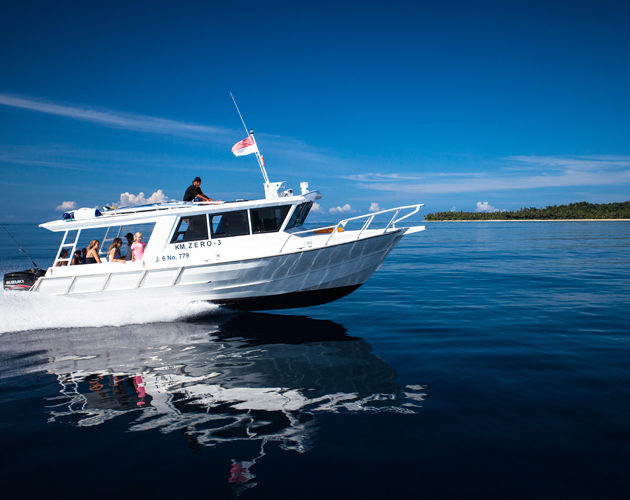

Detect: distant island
[424,201,630,221]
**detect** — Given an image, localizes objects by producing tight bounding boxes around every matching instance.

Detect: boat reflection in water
[8,313,426,492]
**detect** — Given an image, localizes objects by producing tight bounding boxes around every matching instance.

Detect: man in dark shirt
[183,177,212,202]
[124,232,134,261]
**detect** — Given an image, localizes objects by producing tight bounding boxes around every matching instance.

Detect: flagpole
[248,133,269,183]
[230,92,269,183]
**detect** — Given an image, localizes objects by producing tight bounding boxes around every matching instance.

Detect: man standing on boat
[124,232,134,261]
[183,177,212,202]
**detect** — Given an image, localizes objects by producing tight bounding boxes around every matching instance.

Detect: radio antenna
[1,224,39,268]
[230,91,250,136]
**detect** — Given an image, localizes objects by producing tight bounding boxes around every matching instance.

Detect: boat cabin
[40,191,320,269]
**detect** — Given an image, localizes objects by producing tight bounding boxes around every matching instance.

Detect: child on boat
[131,232,146,261]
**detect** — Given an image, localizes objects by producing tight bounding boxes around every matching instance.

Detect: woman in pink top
[131,232,146,261]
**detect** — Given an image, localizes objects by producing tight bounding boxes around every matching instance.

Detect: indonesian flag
[232,136,259,157]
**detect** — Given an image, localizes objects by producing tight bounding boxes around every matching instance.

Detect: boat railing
[279,203,423,252]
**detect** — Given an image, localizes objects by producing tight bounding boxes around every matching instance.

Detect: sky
[1,0,629,222]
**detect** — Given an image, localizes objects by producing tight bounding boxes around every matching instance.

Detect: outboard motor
[3,268,46,291]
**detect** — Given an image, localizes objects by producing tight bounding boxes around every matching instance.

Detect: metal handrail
[279,203,423,252]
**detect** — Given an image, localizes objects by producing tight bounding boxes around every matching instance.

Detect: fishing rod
[0,224,40,269]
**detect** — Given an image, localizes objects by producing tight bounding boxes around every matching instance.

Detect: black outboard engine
[3,268,46,291]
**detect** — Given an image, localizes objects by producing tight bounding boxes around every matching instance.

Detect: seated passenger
[107,238,126,263]
[81,247,87,264]
[85,240,102,264]
[55,249,69,266]
[131,232,146,261]
[71,249,82,265]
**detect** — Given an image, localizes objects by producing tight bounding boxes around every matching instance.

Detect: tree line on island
[424,201,630,221]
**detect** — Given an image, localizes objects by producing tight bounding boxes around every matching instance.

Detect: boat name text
[173,240,220,250]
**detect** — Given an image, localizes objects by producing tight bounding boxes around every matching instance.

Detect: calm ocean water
[1,221,630,498]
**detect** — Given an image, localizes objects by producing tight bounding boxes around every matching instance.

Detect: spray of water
[0,290,220,333]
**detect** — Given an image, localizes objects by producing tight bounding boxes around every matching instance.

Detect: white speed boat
[4,130,424,310]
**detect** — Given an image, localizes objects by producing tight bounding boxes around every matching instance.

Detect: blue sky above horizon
[1,0,630,222]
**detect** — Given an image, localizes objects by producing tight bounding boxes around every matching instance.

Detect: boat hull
[215,284,361,311]
[31,230,406,310]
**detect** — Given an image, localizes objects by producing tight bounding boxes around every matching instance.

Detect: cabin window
[285,202,313,229]
[250,205,291,234]
[70,223,155,260]
[170,215,209,243]
[285,204,302,229]
[210,210,249,238]
[120,223,156,245]
[297,202,313,226]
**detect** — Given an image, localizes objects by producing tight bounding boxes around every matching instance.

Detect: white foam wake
[0,290,220,333]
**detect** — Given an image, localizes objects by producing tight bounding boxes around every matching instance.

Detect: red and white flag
[231,136,259,157]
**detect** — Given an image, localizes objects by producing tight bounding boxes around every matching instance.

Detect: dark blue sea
[1,221,630,499]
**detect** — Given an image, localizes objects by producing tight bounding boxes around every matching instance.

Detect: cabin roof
[40,191,320,232]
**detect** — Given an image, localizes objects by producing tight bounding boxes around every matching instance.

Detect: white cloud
[119,189,172,207]
[351,156,630,195]
[369,202,381,212]
[56,201,77,211]
[0,93,230,141]
[329,204,353,214]
[347,173,425,182]
[0,146,258,175]
[311,202,322,213]
[476,201,499,213]
[0,94,345,172]
[5,92,629,201]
